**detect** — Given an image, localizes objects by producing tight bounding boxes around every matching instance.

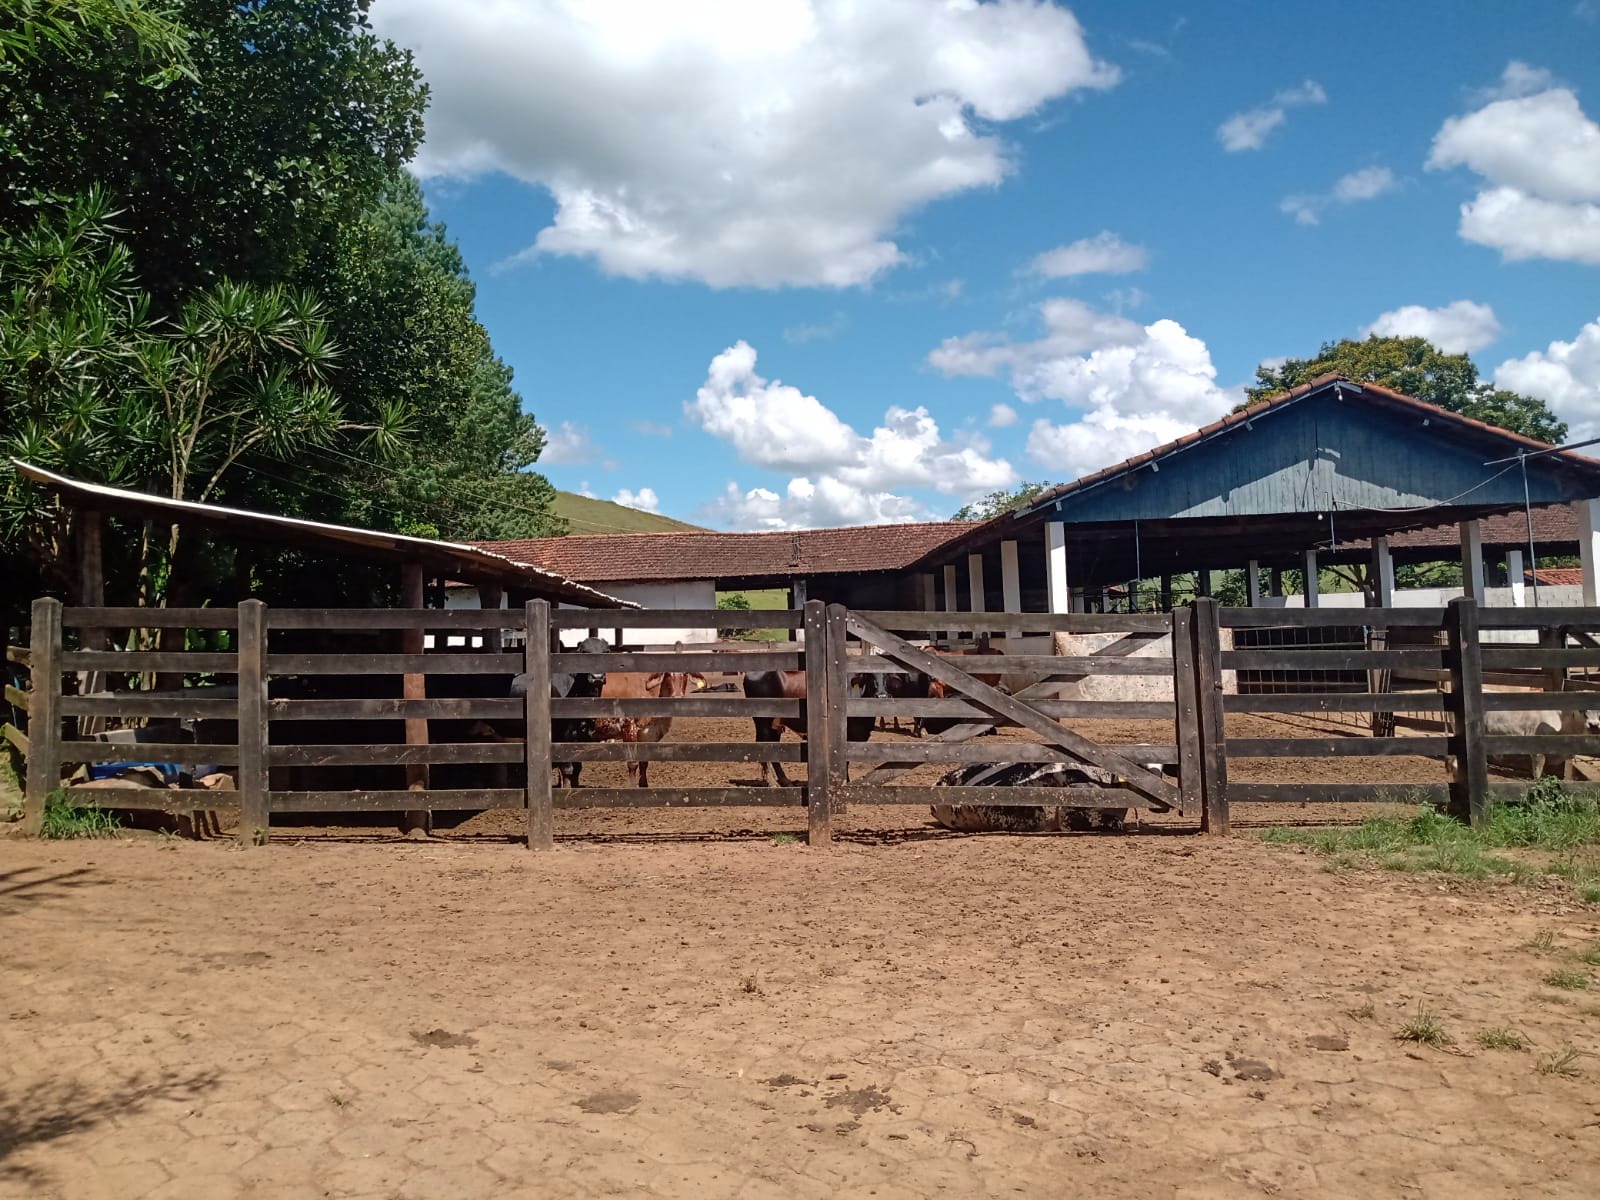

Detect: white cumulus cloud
[1217,79,1326,152]
[612,487,661,513]
[375,0,1118,289]
[1361,300,1503,354]
[1281,166,1397,225]
[1495,316,1600,441]
[1428,69,1600,265]
[929,299,1237,480]
[989,403,1018,427]
[542,420,598,464]
[687,341,1016,528]
[1025,231,1148,278]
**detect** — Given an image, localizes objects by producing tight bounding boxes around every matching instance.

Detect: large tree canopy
[1246,335,1568,445]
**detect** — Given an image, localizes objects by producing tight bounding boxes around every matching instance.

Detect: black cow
[742,670,879,788]
[512,636,611,788]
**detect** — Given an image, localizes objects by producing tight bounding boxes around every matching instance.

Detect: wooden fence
[11,595,1600,848]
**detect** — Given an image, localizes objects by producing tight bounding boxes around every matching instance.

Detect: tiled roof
[1377,505,1579,551]
[477,522,973,585]
[1527,567,1584,586]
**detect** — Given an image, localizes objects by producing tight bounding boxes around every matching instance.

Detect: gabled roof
[14,461,633,608]
[1528,567,1584,587]
[479,522,972,586]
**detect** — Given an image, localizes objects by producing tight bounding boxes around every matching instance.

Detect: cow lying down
[929,761,1133,833]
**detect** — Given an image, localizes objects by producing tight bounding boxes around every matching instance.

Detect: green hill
[553,490,705,535]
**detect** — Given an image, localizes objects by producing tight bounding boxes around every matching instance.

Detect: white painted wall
[443,580,719,648]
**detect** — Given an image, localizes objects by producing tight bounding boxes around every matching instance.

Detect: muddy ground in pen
[4,712,1599,1198]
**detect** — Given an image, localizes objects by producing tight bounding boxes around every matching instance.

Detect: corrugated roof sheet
[478,522,973,585]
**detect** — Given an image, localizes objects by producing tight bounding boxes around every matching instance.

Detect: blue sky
[372,1,1600,531]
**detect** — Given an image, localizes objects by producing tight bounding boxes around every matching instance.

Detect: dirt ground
[5,812,1600,1200]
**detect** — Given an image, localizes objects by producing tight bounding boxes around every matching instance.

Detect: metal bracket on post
[802,600,832,849]
[524,600,554,850]
[21,597,62,836]
[1446,596,1489,827]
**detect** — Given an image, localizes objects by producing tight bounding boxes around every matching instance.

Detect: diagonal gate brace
[843,610,1180,810]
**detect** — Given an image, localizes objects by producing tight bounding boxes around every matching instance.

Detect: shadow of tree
[0,867,102,910]
[0,1069,220,1185]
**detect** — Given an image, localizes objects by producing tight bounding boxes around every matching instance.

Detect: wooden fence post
[1446,595,1489,826]
[525,599,554,850]
[825,603,850,811]
[802,600,832,849]
[1191,597,1230,835]
[1170,605,1202,819]
[21,597,62,836]
[236,600,269,846]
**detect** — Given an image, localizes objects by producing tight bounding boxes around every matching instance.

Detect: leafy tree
[1246,335,1567,444]
[953,481,1051,522]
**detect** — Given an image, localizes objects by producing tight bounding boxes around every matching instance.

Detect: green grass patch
[40,790,121,840]
[1535,1048,1583,1078]
[771,832,799,846]
[1544,968,1592,991]
[1262,786,1600,902]
[1395,1005,1451,1048]
[1578,942,1600,967]
[1476,1027,1529,1051]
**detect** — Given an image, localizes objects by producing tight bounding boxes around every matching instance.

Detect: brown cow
[920,645,1007,737]
[743,670,878,787]
[589,671,707,787]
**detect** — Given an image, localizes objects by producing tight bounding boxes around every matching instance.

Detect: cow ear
[646,672,666,692]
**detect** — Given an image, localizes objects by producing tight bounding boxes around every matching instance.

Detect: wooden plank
[1224,736,1450,757]
[824,603,849,803]
[1171,606,1201,819]
[1448,597,1490,827]
[1480,691,1600,712]
[1225,692,1449,714]
[1220,648,1445,670]
[845,612,1178,809]
[265,608,528,631]
[829,654,1172,676]
[551,650,803,673]
[269,788,525,813]
[60,786,241,813]
[269,697,523,720]
[1228,783,1450,803]
[552,696,804,719]
[1481,648,1600,669]
[270,742,524,766]
[1488,781,1600,798]
[549,608,804,631]
[22,598,62,835]
[839,785,1146,808]
[554,788,803,809]
[58,742,240,766]
[4,683,30,712]
[851,611,1172,634]
[1483,734,1600,755]
[61,695,238,719]
[399,564,430,837]
[1192,598,1230,836]
[1477,607,1600,630]
[236,601,269,847]
[1219,607,1447,628]
[803,600,831,848]
[1,722,28,755]
[60,606,240,629]
[6,645,33,667]
[266,652,523,675]
[551,742,804,763]
[844,698,1177,720]
[847,741,1178,764]
[525,599,553,850]
[61,651,237,673]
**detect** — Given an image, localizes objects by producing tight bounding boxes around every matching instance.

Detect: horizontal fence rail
[18,594,1600,846]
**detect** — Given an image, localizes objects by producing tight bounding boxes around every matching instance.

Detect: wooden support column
[1302,551,1320,607]
[791,578,807,644]
[1507,549,1526,608]
[399,562,430,837]
[943,563,959,644]
[76,509,107,737]
[1370,537,1395,608]
[1269,566,1283,598]
[802,600,832,848]
[1160,575,1173,612]
[1576,498,1600,606]
[967,552,986,614]
[1245,559,1263,607]
[1000,541,1022,614]
[1196,569,1212,599]
[524,599,553,850]
[21,597,62,837]
[1460,519,1486,603]
[919,571,938,639]
[1046,522,1069,614]
[236,600,269,846]
[1446,596,1489,827]
[1170,605,1201,818]
[478,584,504,653]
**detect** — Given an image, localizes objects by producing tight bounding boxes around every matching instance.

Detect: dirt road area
[4,823,1598,1200]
